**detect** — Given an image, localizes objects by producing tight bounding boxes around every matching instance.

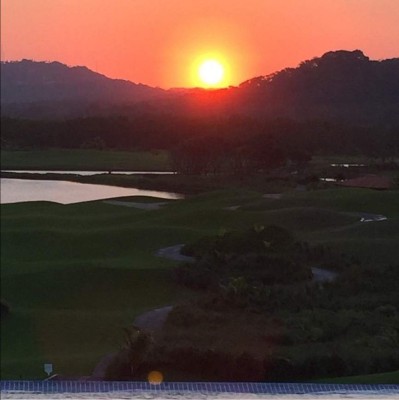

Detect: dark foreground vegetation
[102,226,399,382]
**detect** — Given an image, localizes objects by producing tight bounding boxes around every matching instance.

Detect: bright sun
[198,59,224,86]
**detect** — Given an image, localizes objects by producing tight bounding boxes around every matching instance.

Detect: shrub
[183,225,295,258]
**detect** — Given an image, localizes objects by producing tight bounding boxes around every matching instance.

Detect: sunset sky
[1,0,399,88]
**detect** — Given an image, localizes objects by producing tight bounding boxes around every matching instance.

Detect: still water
[2,170,175,175]
[0,179,182,204]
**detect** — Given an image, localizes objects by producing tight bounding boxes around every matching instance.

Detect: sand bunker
[103,200,167,210]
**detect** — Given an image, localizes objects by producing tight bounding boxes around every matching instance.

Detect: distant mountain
[1,51,398,124]
[1,59,165,106]
[234,50,399,123]
[135,50,399,124]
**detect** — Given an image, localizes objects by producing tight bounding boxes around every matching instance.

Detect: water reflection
[330,163,366,168]
[0,179,182,204]
[2,170,175,176]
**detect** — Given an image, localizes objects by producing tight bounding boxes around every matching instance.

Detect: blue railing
[1,380,399,395]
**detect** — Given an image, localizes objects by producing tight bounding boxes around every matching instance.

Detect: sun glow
[198,59,224,86]
[190,53,230,88]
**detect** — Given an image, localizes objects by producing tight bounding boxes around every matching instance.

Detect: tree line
[2,116,398,172]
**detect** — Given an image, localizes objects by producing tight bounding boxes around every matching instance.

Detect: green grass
[1,268,179,379]
[310,155,370,167]
[1,149,171,171]
[1,187,399,379]
[318,370,399,384]
[243,188,399,217]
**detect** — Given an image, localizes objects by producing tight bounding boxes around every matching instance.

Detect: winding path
[156,244,337,283]
[133,305,173,332]
[156,244,194,262]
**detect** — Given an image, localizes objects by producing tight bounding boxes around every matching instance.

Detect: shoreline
[0,171,195,195]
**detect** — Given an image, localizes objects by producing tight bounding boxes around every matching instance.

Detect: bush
[177,226,311,292]
[160,346,264,381]
[183,225,295,258]
[226,253,311,285]
[174,258,220,290]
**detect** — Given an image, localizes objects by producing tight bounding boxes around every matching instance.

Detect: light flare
[148,370,163,385]
[198,59,224,86]
[190,53,231,88]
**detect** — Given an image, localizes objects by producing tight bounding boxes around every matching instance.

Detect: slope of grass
[1,267,183,379]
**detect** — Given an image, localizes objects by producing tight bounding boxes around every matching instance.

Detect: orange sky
[1,0,399,88]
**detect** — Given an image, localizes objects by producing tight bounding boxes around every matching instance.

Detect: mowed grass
[242,188,399,217]
[1,200,188,379]
[318,370,399,384]
[1,269,178,379]
[1,149,171,171]
[303,218,399,265]
[241,188,399,264]
[1,187,398,378]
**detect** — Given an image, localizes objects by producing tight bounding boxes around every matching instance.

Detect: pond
[2,170,175,175]
[0,178,183,204]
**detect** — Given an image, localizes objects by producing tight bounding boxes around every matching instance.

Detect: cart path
[156,244,195,262]
[156,244,337,283]
[133,305,174,332]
